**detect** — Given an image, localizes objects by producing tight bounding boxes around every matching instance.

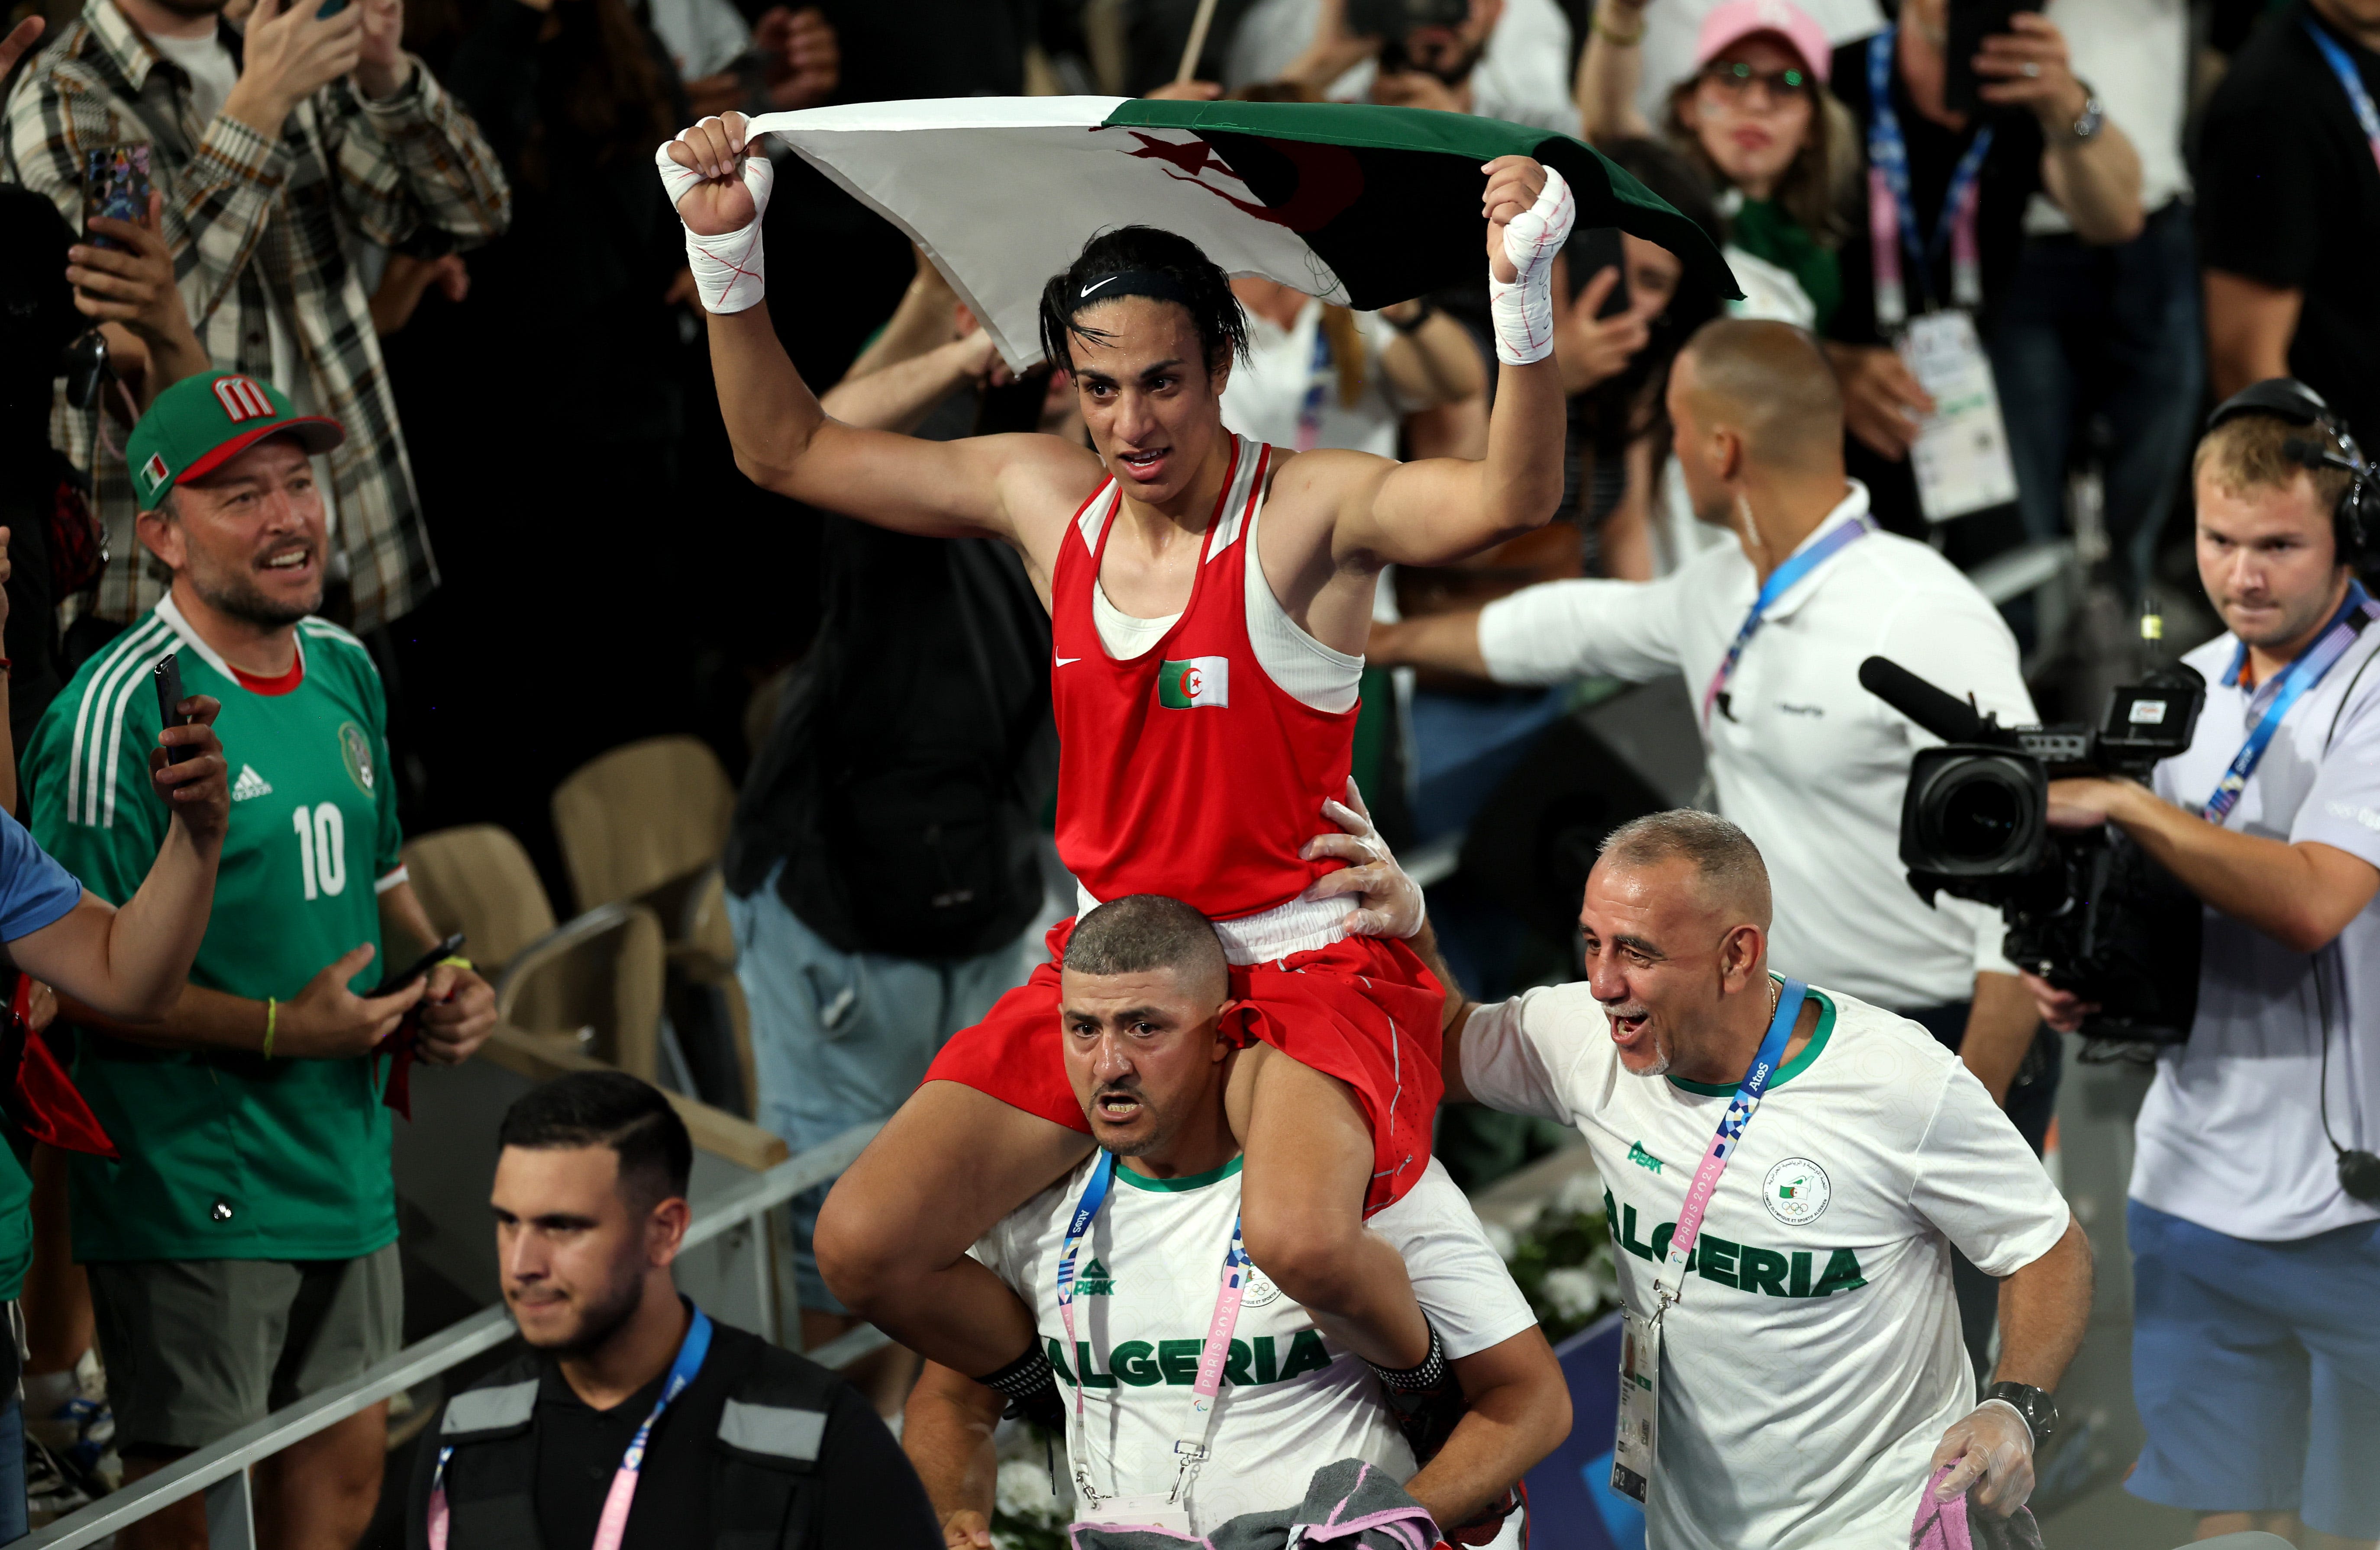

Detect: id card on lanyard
[1866,30,2018,523]
[1611,980,1808,1505]
[427,1305,714,1550]
[2205,582,2380,823]
[1056,1152,1253,1534]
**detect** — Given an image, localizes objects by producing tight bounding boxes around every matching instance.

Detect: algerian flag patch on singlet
[1158,657,1229,709]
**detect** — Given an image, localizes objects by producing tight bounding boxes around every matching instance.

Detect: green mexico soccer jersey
[26,600,406,1263]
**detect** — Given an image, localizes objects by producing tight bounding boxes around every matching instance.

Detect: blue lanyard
[1866,29,1994,326]
[2206,582,2379,823]
[428,1304,713,1550]
[1295,320,1331,451]
[1657,978,1807,1308]
[1701,515,1876,725]
[2304,16,2380,175]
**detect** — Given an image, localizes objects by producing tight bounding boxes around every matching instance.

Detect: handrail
[18,1121,885,1550]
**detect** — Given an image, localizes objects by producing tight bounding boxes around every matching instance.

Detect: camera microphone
[1858,656,2005,746]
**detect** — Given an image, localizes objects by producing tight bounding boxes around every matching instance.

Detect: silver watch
[2069,82,2105,142]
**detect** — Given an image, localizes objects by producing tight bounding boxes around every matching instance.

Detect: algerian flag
[1158,657,1229,709]
[742,97,1738,370]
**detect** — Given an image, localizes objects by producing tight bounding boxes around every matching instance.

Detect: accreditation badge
[1076,1495,1193,1535]
[1896,309,2018,523]
[1611,1307,1661,1504]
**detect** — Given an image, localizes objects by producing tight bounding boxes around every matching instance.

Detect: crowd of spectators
[0,0,2371,1541]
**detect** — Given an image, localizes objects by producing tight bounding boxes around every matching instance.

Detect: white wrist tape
[655,119,777,315]
[1486,166,1576,365]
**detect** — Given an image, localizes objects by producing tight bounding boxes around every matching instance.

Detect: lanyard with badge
[1056,1151,1252,1532]
[1865,30,2019,522]
[2203,582,2379,823]
[426,1304,714,1550]
[1611,979,1808,1506]
[2304,16,2380,176]
[1700,518,1877,727]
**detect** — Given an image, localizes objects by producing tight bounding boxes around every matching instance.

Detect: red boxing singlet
[923,434,1445,1213]
[1050,436,1352,921]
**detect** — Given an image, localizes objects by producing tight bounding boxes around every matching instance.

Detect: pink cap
[1693,0,1831,84]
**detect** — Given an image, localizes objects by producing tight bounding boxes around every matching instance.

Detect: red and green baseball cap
[126,371,344,512]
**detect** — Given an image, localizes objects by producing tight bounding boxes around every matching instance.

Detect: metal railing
[21,1122,886,1550]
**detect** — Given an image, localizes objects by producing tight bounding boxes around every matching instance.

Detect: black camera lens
[1938,773,2024,862]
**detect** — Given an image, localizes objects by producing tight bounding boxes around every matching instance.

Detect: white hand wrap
[1486,166,1576,365]
[655,119,776,315]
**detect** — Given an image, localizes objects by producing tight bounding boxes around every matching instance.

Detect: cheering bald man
[1370,320,2054,1371]
[1427,811,2091,1547]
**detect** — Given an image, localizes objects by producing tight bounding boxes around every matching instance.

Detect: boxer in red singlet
[664,110,1576,1414]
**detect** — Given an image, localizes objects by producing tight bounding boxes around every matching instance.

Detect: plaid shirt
[4,0,511,630]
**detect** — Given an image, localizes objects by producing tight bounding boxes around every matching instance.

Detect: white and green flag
[741,96,1737,369]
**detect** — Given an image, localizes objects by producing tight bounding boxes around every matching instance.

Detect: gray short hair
[1064,894,1227,995]
[1597,809,1771,927]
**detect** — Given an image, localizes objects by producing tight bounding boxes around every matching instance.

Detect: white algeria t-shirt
[1461,981,2070,1550]
[971,1154,1536,1534]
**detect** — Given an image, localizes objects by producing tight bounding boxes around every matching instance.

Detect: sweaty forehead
[1581,856,1714,937]
[1069,296,1204,375]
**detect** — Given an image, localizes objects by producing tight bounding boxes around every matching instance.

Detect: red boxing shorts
[921,917,1446,1214]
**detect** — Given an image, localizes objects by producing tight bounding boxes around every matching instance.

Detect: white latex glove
[655,115,777,313]
[1298,778,1425,940]
[1928,1400,2036,1517]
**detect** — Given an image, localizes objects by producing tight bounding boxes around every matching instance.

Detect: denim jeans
[1988,200,2205,599]
[727,866,1040,1312]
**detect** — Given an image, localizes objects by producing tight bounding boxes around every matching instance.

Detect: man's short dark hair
[1063,894,1229,999]
[1038,226,1249,378]
[1599,809,1773,928]
[497,1072,692,1210]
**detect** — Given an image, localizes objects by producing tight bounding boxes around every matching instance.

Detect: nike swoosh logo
[1079,276,1118,299]
[1055,656,1082,667]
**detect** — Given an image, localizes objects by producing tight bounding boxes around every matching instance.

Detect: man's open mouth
[1094,1089,1143,1120]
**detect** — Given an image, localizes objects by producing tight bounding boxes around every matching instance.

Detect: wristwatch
[2067,82,2105,143]
[1983,1382,2059,1447]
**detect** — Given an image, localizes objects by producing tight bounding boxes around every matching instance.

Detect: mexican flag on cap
[740,97,1739,369]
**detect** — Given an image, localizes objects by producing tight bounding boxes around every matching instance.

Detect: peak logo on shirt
[230,765,274,802]
[1158,657,1229,709]
[1047,1330,1332,1390]
[1627,1141,1666,1175]
[1077,1257,1114,1296]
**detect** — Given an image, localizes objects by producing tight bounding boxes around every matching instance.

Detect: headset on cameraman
[2200,378,2380,1203]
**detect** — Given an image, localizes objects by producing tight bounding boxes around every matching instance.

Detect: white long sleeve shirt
[1477,484,2034,1010]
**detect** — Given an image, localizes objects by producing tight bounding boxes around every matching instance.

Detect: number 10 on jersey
[292,802,347,900]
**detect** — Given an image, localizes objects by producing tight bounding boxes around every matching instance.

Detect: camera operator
[2024,378,2380,1549]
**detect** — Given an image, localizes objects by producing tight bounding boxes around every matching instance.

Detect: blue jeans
[1989,199,2204,599]
[727,866,1040,1311]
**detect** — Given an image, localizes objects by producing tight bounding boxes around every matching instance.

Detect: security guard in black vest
[406,1072,940,1550]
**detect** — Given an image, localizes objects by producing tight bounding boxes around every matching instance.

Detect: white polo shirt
[2135,623,2380,1241]
[1477,484,2034,1011]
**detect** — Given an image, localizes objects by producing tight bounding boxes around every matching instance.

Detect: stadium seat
[549,738,754,1114]
[403,824,668,1081]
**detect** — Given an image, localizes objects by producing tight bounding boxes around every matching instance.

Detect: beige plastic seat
[549,739,754,1111]
[402,824,667,1082]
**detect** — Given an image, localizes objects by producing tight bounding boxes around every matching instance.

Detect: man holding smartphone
[21,375,497,1550]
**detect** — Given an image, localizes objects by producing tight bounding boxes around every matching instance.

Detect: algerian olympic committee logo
[1762,1158,1831,1226]
[1240,1263,1283,1308]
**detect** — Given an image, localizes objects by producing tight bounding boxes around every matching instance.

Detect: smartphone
[1567,226,1631,319]
[152,654,192,765]
[368,933,467,999]
[1944,0,2028,115]
[82,144,152,254]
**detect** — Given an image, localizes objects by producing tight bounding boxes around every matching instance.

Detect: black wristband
[1363,1319,1448,1393]
[976,1343,1055,1401]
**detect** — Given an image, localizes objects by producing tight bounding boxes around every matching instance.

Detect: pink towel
[1910,1465,2044,1550]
